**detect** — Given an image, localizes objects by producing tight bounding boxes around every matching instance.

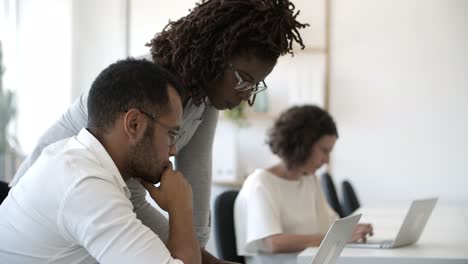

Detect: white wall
[290,0,326,49]
[71,0,128,99]
[330,0,468,205]
[11,0,128,153]
[128,0,326,55]
[129,0,195,56]
[15,0,72,153]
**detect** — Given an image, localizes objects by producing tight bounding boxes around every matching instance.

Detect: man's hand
[350,223,373,243]
[141,163,193,214]
[141,164,200,264]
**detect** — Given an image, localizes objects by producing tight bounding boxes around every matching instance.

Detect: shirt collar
[76,128,130,197]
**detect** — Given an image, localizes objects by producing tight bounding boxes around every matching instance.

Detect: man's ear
[123,108,146,143]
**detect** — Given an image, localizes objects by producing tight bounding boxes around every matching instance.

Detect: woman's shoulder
[243,169,279,189]
[237,170,274,202]
[245,168,270,180]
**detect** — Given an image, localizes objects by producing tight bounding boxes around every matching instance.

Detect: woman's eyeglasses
[229,63,268,106]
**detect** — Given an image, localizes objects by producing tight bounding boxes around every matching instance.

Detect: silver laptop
[347,197,438,249]
[311,213,362,264]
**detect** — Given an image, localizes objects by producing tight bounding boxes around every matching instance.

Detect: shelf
[211,179,244,188]
[219,110,278,122]
[245,111,278,120]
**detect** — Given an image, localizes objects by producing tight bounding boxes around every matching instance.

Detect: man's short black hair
[87,58,183,133]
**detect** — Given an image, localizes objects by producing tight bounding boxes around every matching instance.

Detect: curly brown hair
[267,105,338,169]
[146,0,308,105]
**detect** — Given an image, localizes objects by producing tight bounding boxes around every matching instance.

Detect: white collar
[76,128,129,193]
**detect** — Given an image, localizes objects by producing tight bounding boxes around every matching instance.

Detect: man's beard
[124,124,162,184]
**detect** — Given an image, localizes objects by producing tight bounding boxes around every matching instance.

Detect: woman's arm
[127,178,170,242]
[263,233,325,253]
[262,223,374,253]
[174,105,219,247]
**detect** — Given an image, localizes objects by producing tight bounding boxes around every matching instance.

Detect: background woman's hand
[350,223,373,243]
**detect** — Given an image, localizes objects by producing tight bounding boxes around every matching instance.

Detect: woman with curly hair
[234,105,373,261]
[10,0,308,263]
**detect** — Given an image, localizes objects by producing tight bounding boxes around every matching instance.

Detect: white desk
[298,204,468,264]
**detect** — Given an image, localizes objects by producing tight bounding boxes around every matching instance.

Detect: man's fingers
[140,180,155,190]
[163,162,174,173]
[141,180,160,197]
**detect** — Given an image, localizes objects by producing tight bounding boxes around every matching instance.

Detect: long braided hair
[147,0,308,105]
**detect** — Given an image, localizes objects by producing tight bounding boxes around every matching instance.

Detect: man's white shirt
[0,128,183,264]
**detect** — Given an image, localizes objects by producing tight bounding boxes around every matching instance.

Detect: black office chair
[0,180,10,205]
[320,172,344,218]
[213,190,245,264]
[341,180,361,216]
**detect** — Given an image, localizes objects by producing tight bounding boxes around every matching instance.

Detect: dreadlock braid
[147,0,309,105]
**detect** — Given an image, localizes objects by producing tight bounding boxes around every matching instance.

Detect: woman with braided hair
[147,0,307,109]
[11,0,308,263]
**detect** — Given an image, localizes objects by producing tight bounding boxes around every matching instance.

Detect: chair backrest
[320,172,344,218]
[213,190,244,264]
[0,181,10,205]
[341,180,361,217]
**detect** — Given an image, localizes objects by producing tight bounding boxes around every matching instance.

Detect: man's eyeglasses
[138,109,183,147]
[229,63,268,106]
